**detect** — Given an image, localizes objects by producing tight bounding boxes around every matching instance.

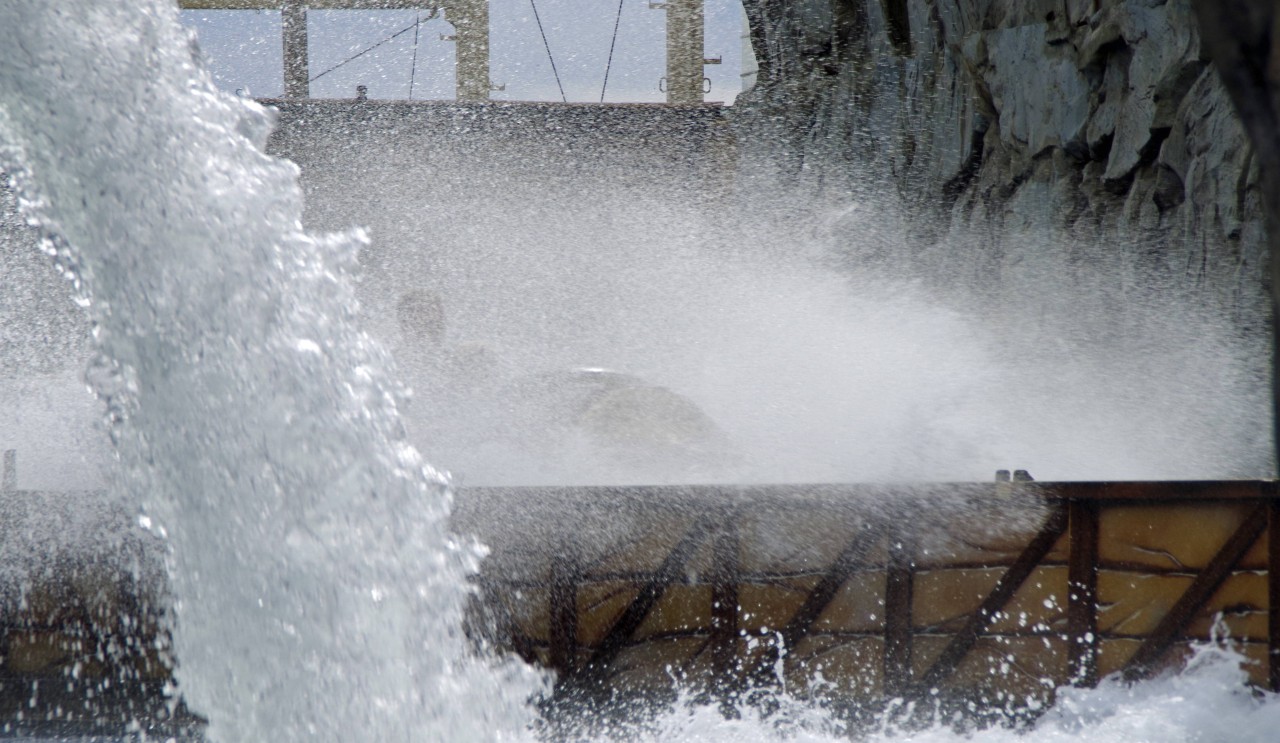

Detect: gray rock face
[984,23,1090,156]
[737,0,1265,323]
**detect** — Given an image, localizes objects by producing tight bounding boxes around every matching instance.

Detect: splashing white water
[641,642,1280,743]
[295,111,1269,487]
[0,2,1277,742]
[0,3,538,741]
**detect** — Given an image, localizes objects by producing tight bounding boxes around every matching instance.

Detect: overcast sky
[180,0,747,104]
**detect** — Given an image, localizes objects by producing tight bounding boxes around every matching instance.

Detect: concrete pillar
[665,0,704,105]
[444,0,490,101]
[282,1,309,99]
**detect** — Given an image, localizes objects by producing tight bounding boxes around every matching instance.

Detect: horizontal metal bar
[1039,481,1280,502]
[463,480,1280,505]
[36,481,1278,507]
[493,628,1280,651]
[482,558,1262,592]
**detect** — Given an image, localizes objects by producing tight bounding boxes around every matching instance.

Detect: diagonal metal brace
[1122,500,1268,681]
[569,509,719,690]
[913,501,1069,694]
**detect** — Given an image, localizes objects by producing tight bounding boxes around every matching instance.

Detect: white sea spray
[0,3,541,741]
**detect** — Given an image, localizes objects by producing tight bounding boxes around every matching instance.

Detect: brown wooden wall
[0,479,1273,731]
[455,481,1280,709]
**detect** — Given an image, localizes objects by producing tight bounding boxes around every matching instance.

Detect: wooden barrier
[454,481,1280,712]
[0,479,1271,732]
[0,488,191,737]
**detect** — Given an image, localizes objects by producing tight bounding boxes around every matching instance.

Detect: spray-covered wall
[737,0,1266,323]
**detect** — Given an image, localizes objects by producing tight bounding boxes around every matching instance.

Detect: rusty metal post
[665,0,704,104]
[1067,498,1099,686]
[1270,497,1280,692]
[709,517,741,687]
[444,0,490,101]
[884,527,915,697]
[281,1,309,99]
[549,541,581,675]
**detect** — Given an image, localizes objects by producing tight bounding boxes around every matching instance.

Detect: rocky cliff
[737,0,1266,324]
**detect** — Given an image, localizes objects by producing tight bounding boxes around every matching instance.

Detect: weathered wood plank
[741,521,880,687]
[1122,501,1268,681]
[776,521,880,650]
[914,502,1069,693]
[576,510,717,680]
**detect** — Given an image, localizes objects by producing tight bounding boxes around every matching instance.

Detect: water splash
[0,3,539,740]
[356,171,1269,486]
[0,1,1275,741]
[638,641,1280,743]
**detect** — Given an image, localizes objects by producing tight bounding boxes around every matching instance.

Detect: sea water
[0,2,1278,742]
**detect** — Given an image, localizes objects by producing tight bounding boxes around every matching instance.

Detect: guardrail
[454,481,1280,716]
[0,479,1270,732]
